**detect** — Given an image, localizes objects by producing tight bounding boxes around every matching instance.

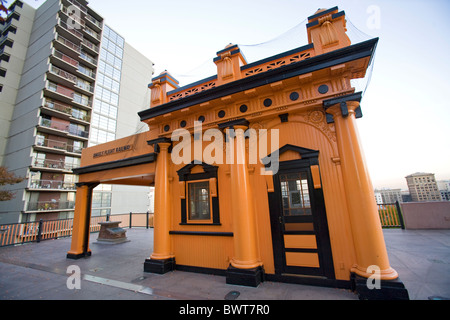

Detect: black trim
[138,38,378,121]
[262,144,320,168]
[307,6,339,21]
[177,161,218,182]
[217,118,249,130]
[323,92,363,123]
[176,161,220,225]
[66,251,91,260]
[351,273,410,300]
[265,274,351,290]
[144,258,175,274]
[226,265,265,288]
[267,149,335,280]
[279,113,289,123]
[175,264,226,276]
[169,231,233,237]
[72,153,156,175]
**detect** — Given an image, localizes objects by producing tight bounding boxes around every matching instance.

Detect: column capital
[323,92,363,123]
[147,137,172,153]
[217,118,249,131]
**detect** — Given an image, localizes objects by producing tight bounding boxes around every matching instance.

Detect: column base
[66,251,91,260]
[226,265,265,288]
[351,273,410,300]
[144,257,175,274]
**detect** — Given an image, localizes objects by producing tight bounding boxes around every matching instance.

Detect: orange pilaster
[144,141,175,273]
[226,125,263,286]
[67,184,95,259]
[326,101,398,280]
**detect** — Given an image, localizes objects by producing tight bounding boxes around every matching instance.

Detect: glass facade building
[90,25,124,146]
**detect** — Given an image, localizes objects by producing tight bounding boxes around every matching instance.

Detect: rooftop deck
[0,228,449,302]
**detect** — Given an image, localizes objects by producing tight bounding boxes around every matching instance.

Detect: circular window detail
[289,92,299,101]
[239,104,248,113]
[263,98,272,107]
[180,120,187,128]
[318,85,329,94]
[198,115,205,123]
[218,110,226,118]
[164,125,170,132]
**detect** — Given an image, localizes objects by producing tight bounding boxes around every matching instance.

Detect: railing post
[37,219,43,243]
[129,212,132,229]
[395,201,406,230]
[146,211,149,229]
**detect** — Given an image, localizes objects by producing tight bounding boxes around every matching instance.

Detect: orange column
[226,124,263,286]
[144,141,175,273]
[67,184,95,259]
[326,101,398,280]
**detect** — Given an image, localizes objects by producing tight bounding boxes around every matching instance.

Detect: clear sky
[22,0,450,190]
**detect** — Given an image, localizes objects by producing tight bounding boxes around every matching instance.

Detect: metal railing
[28,179,76,190]
[377,201,405,229]
[0,212,154,248]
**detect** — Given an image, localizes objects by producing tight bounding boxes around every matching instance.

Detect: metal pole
[129,212,132,229]
[37,219,43,243]
[146,211,149,229]
[395,201,406,230]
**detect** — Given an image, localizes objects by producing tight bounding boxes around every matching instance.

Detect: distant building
[374,188,403,204]
[437,180,450,201]
[405,173,442,202]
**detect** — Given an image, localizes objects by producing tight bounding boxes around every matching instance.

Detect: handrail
[0,212,154,247]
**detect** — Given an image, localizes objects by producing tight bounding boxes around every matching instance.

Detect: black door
[269,161,334,279]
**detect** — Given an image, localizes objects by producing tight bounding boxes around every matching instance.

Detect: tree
[0,166,25,201]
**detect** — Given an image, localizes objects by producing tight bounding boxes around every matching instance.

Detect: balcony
[38,117,89,140]
[42,99,72,117]
[28,179,76,191]
[81,37,99,55]
[51,49,79,72]
[82,25,101,43]
[31,158,80,172]
[61,6,85,29]
[45,81,75,104]
[72,92,92,109]
[76,64,96,80]
[48,65,77,88]
[35,137,83,155]
[65,0,87,14]
[54,34,81,58]
[84,13,102,31]
[75,79,94,95]
[79,50,97,68]
[56,18,83,43]
[26,200,76,212]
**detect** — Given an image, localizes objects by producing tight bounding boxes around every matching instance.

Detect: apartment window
[92,191,112,208]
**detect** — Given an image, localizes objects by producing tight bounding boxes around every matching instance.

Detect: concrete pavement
[0,228,449,301]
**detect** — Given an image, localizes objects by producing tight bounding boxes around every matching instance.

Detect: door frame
[265,145,335,279]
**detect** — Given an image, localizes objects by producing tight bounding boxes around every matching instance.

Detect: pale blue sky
[22,0,450,189]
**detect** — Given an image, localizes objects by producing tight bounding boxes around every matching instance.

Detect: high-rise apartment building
[0,0,154,224]
[405,172,442,202]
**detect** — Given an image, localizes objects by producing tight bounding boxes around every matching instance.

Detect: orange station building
[67,7,409,299]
